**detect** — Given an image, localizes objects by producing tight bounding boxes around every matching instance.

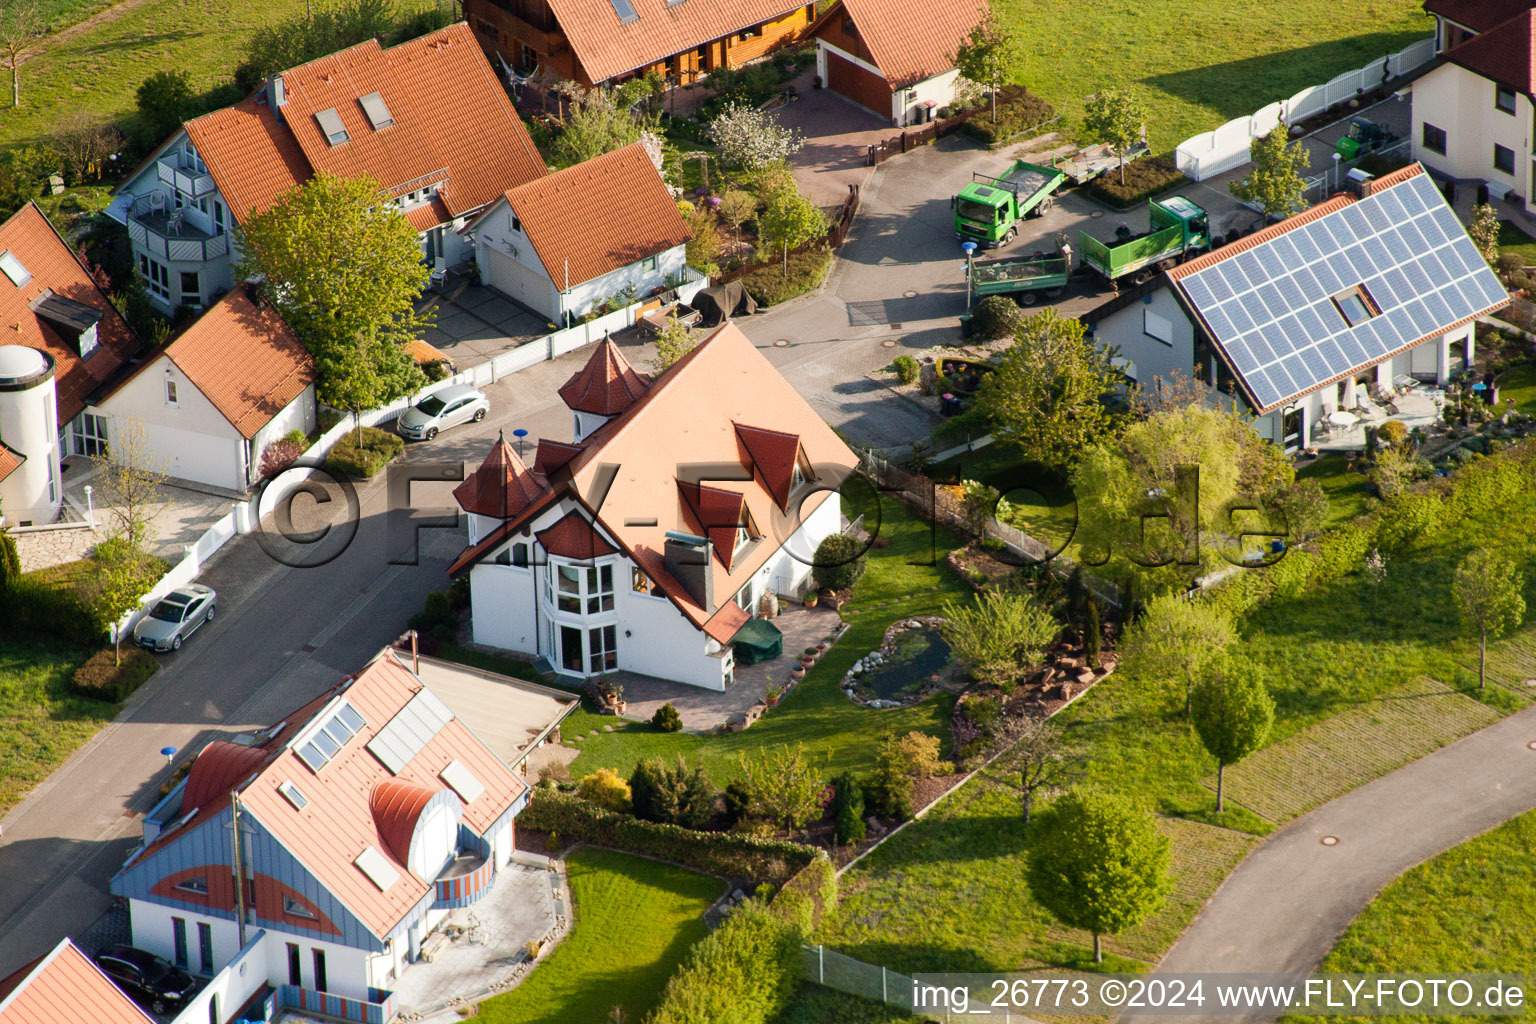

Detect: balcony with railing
[127,195,228,263]
[432,851,495,909]
[156,157,217,200]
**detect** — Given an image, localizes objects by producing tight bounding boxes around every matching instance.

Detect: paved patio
[611,604,846,731]
[390,853,566,1019]
[1313,388,1444,451]
[419,282,550,365]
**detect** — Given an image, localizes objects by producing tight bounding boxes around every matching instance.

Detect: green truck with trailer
[953,159,1068,247]
[1077,195,1210,285]
[967,244,1072,306]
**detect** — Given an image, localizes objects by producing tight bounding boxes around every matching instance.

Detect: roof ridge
[1166,194,1357,280]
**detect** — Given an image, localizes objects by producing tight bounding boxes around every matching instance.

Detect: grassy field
[532,496,970,785]
[1496,220,1536,265]
[997,0,1431,152]
[1296,453,1374,530]
[0,0,441,153]
[1282,810,1536,1023]
[475,847,723,1024]
[0,635,113,816]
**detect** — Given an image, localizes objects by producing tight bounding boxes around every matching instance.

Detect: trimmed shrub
[0,568,109,645]
[651,701,683,732]
[1081,155,1188,209]
[812,533,867,593]
[894,731,952,779]
[629,756,713,828]
[970,294,1021,341]
[71,648,158,702]
[0,531,19,590]
[742,246,833,307]
[956,93,1057,147]
[892,354,920,385]
[829,771,865,846]
[865,734,914,821]
[769,851,838,931]
[259,437,304,480]
[324,425,404,479]
[648,900,802,1024]
[520,789,816,882]
[575,768,632,813]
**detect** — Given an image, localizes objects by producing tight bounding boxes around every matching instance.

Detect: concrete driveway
[420,282,550,366]
[1121,704,1536,1024]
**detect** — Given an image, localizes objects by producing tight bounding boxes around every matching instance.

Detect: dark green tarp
[732,618,783,665]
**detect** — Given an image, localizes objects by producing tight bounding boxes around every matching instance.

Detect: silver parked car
[133,585,216,652]
[396,384,489,441]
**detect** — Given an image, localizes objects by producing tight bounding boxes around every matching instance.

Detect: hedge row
[649,900,803,1024]
[1081,155,1188,209]
[1207,440,1536,619]
[768,851,838,932]
[521,789,819,883]
[324,426,404,480]
[0,572,109,645]
[955,93,1058,147]
[72,648,159,703]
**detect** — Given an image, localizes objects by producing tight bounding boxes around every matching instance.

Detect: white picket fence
[1175,36,1435,182]
[113,272,710,641]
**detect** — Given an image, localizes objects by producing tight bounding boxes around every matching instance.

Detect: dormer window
[78,323,98,359]
[790,462,806,492]
[315,108,350,147]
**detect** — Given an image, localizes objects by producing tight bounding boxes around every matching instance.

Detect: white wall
[1412,61,1532,207]
[248,384,317,486]
[167,929,270,1024]
[895,68,962,126]
[0,370,59,526]
[1087,289,1198,387]
[561,243,687,321]
[761,491,841,597]
[96,353,246,490]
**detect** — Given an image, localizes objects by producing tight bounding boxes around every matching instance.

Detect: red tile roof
[544,0,808,83]
[677,480,747,570]
[1442,8,1536,91]
[126,652,526,941]
[557,334,652,415]
[1425,0,1536,32]
[734,424,801,511]
[813,0,988,87]
[183,24,545,228]
[454,435,545,518]
[498,143,692,291]
[144,285,314,438]
[0,939,153,1024]
[450,326,857,639]
[0,203,141,423]
[536,510,618,559]
[0,443,22,485]
[533,438,583,477]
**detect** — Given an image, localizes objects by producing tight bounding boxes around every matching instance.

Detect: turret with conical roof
[452,430,546,520]
[557,334,651,442]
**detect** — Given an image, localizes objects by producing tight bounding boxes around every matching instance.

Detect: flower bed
[841,616,965,709]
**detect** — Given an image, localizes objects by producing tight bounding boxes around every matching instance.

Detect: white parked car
[396,385,489,441]
[133,585,216,653]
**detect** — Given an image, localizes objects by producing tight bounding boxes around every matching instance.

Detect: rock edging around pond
[842,615,962,709]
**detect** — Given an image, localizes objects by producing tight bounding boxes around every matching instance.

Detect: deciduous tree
[93,417,167,551]
[1082,88,1147,186]
[1469,203,1500,268]
[1120,594,1236,717]
[650,314,696,373]
[973,307,1125,471]
[1229,123,1309,223]
[1265,477,1328,543]
[50,113,123,187]
[706,103,804,171]
[551,83,643,165]
[1453,549,1526,690]
[757,176,826,277]
[1027,790,1172,963]
[995,716,1084,825]
[718,189,758,236]
[0,0,43,109]
[941,589,1059,693]
[134,70,194,150]
[735,744,823,833]
[1190,667,1274,812]
[952,6,1024,122]
[96,547,162,666]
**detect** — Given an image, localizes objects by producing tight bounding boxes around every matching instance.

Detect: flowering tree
[706,103,804,171]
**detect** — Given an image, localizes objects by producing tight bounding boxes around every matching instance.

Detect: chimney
[663,531,713,612]
[1346,166,1375,198]
[266,73,287,114]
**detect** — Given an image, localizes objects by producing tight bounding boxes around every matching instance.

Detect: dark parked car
[95,945,196,1014]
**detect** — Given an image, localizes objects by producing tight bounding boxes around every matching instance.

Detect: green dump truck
[953,160,1068,247]
[1078,196,1210,285]
[967,244,1072,306]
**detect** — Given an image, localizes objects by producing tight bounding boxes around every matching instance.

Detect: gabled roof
[0,939,153,1024]
[1163,164,1509,413]
[544,0,808,84]
[118,652,526,942]
[497,143,692,291]
[453,434,545,518]
[536,509,618,559]
[533,438,584,477]
[1424,0,1536,32]
[1442,7,1536,91]
[0,443,22,485]
[677,480,747,570]
[734,424,802,511]
[182,23,545,226]
[557,333,652,415]
[0,203,141,423]
[809,0,988,86]
[127,285,314,438]
[449,326,857,641]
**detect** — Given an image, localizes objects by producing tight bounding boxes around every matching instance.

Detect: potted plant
[767,684,784,705]
[816,640,829,654]
[803,646,818,663]
[804,590,819,608]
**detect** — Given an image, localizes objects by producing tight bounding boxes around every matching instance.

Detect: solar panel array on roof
[366,687,453,774]
[1177,173,1508,410]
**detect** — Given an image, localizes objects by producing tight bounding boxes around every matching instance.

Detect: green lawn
[1500,362,1536,418]
[0,0,439,152]
[1497,220,1536,265]
[997,0,1431,152]
[548,495,971,785]
[1283,810,1536,1023]
[1297,454,1374,530]
[474,847,724,1024]
[0,635,113,815]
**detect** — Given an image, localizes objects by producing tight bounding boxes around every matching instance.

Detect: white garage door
[143,421,242,491]
[484,245,555,321]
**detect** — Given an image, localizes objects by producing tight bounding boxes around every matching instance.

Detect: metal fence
[1301,137,1413,205]
[803,945,1049,1022]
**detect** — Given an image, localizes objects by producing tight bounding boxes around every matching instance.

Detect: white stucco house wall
[448,325,856,691]
[1082,164,1508,451]
[466,141,692,325]
[106,23,547,315]
[809,0,987,125]
[94,284,316,493]
[1410,9,1536,212]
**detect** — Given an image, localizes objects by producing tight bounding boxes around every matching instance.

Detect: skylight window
[278,780,309,811]
[295,700,366,773]
[283,897,317,919]
[0,250,31,287]
[315,107,350,147]
[358,91,394,131]
[439,760,486,804]
[1332,286,1378,328]
[607,0,639,24]
[354,847,400,892]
